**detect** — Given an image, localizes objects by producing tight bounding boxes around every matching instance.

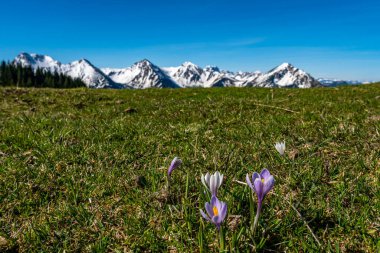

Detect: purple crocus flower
[167,157,182,177]
[200,196,227,230]
[246,169,275,203]
[246,168,275,231]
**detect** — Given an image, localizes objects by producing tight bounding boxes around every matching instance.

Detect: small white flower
[201,171,224,196]
[275,141,286,155]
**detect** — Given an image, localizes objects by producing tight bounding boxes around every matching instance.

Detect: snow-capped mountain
[163,62,207,87]
[14,53,121,89]
[102,59,178,89]
[62,59,123,89]
[162,63,239,88]
[15,53,62,73]
[13,53,322,89]
[244,63,321,88]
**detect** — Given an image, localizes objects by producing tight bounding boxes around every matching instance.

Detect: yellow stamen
[261,178,265,183]
[213,206,219,216]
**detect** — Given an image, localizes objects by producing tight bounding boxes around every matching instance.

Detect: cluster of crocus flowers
[166,151,277,249]
[246,168,275,232]
[274,141,286,156]
[201,171,224,196]
[200,171,227,231]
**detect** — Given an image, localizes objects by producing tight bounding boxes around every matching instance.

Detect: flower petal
[246,173,254,191]
[205,202,214,218]
[201,174,208,189]
[212,215,220,226]
[263,175,275,196]
[210,174,218,196]
[200,209,210,221]
[210,195,218,206]
[219,202,227,222]
[205,172,210,187]
[212,173,218,190]
[252,172,260,183]
[254,178,264,202]
[214,196,223,211]
[218,173,224,188]
[260,169,271,180]
[215,172,220,187]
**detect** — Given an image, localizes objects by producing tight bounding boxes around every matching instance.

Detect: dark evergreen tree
[0,62,86,88]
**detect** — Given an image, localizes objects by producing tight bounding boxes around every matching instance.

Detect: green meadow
[0,84,379,252]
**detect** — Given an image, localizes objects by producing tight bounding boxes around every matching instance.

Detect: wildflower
[274,141,286,155]
[201,171,224,196]
[167,157,182,177]
[246,168,275,232]
[246,169,275,203]
[200,196,227,230]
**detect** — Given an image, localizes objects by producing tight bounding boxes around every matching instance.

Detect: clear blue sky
[1,0,380,81]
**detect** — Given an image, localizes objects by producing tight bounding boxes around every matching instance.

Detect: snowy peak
[69,59,95,69]
[251,62,321,88]
[15,53,59,66]
[105,59,179,89]
[182,61,197,67]
[77,59,93,65]
[64,59,120,89]
[163,62,205,87]
[267,63,300,76]
[133,59,154,68]
[180,62,203,72]
[180,61,204,75]
[14,52,62,73]
[272,62,292,71]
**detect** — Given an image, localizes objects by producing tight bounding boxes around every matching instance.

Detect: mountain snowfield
[14,53,323,89]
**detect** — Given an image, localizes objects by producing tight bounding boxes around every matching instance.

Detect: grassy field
[0,84,379,252]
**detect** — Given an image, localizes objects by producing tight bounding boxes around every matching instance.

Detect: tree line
[0,61,86,88]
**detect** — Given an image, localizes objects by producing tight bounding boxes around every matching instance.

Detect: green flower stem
[219,225,225,252]
[253,202,262,235]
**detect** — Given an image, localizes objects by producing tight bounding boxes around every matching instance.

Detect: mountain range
[317,78,366,87]
[13,53,329,89]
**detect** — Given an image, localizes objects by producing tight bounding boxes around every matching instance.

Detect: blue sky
[1,0,380,81]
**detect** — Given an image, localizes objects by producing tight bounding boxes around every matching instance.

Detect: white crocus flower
[201,171,224,196]
[275,141,286,155]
